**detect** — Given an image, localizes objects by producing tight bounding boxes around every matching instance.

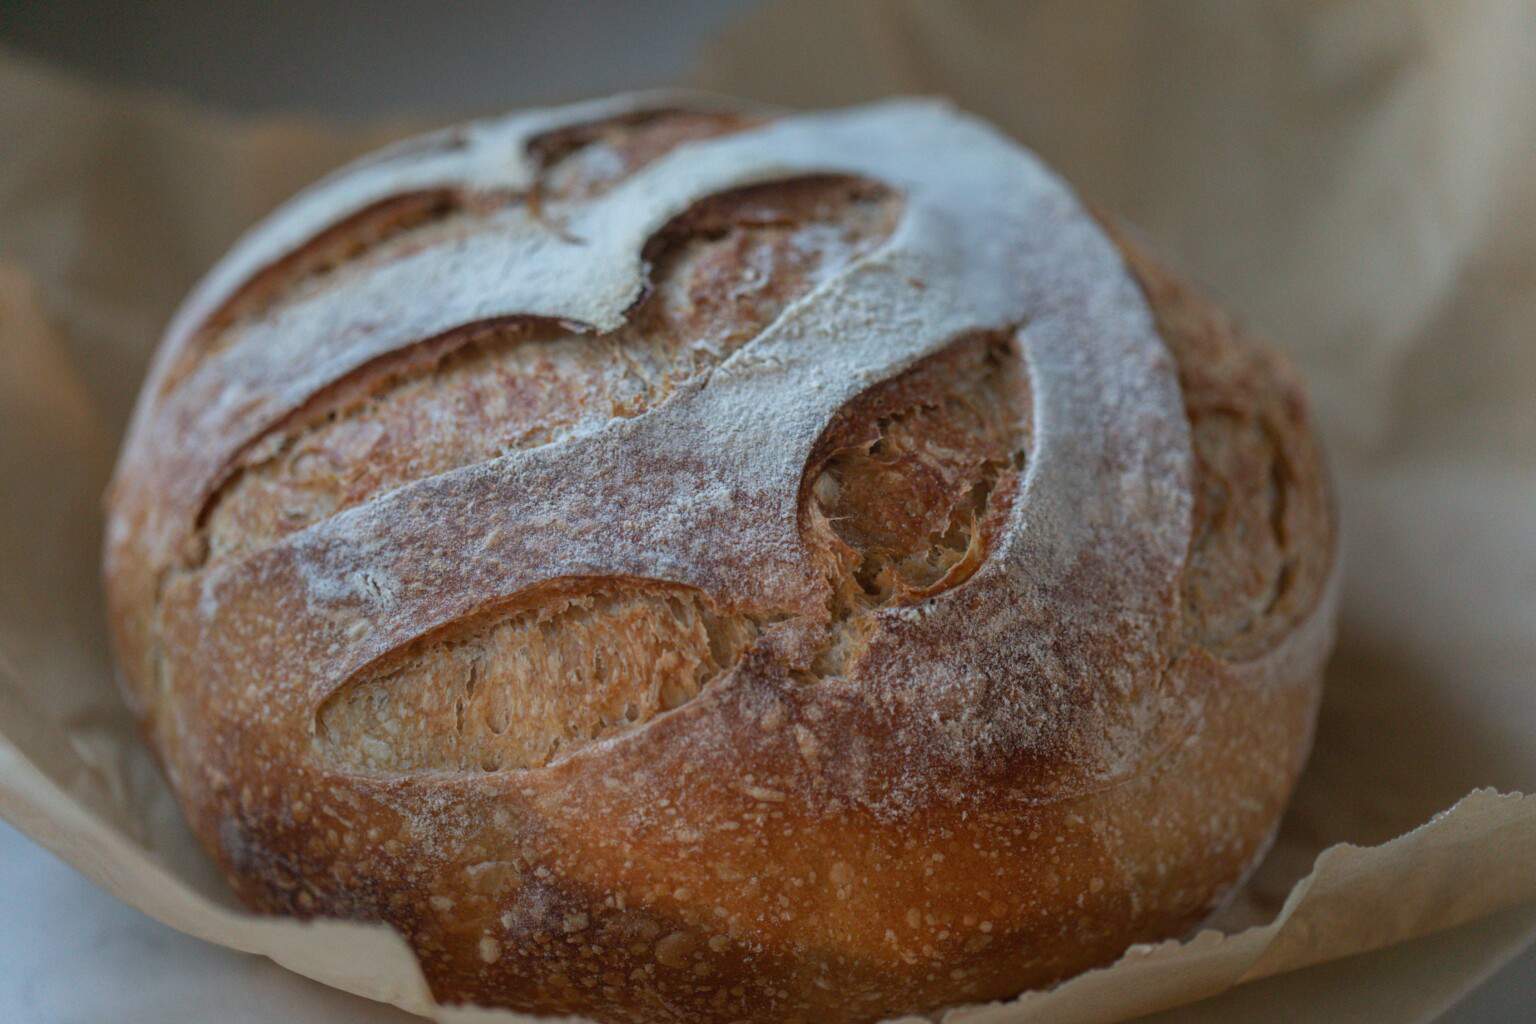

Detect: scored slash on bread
[104,94,1337,1023]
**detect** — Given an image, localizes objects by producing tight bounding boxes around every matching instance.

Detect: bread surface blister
[105,94,1337,1023]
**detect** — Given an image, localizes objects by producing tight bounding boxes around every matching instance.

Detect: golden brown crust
[104,100,1336,1024]
[1109,225,1333,661]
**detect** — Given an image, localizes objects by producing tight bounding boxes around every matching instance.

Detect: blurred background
[2,0,757,119]
[2,1,1532,1021]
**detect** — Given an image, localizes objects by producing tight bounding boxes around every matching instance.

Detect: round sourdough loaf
[104,94,1337,1023]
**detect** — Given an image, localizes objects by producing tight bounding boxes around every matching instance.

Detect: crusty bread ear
[105,96,1335,1024]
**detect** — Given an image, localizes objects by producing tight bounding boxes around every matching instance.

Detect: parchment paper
[2,2,1534,1019]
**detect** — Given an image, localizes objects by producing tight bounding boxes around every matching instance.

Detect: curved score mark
[159,108,755,402]
[159,190,460,397]
[1118,234,1333,661]
[314,330,1031,775]
[316,579,758,773]
[528,107,763,202]
[198,175,901,565]
[804,330,1031,610]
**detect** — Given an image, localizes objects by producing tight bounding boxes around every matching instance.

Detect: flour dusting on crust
[104,94,1338,1024]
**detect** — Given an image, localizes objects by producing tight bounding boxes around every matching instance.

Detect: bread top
[105,92,1332,853]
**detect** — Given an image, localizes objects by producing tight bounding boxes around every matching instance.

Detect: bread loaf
[104,94,1338,1023]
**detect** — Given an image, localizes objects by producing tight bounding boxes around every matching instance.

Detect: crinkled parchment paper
[2,2,1535,1020]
